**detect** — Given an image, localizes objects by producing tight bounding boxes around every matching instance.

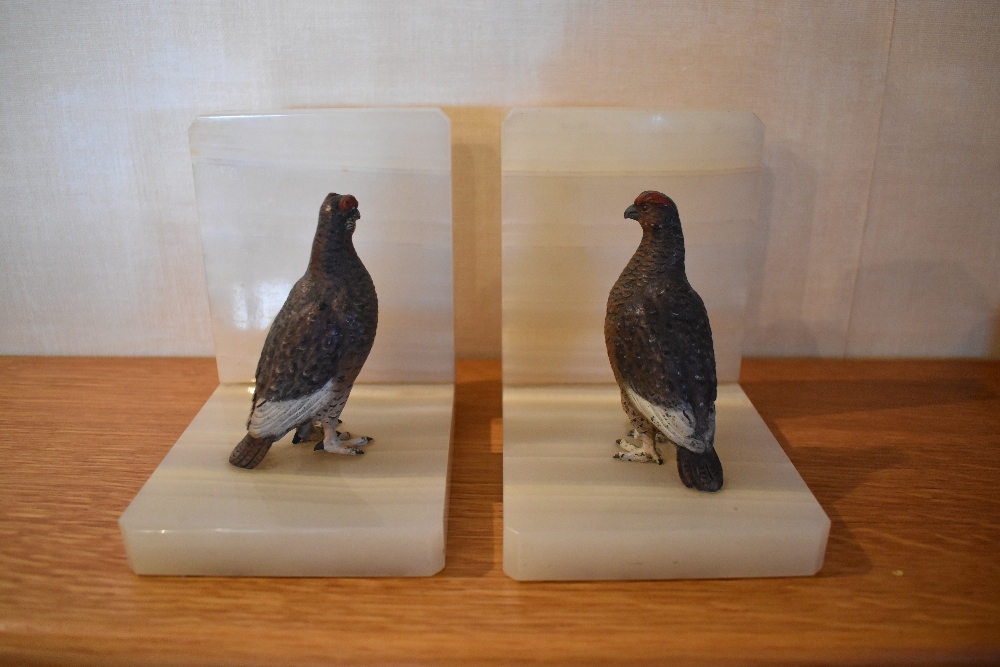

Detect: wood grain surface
[1,357,998,666]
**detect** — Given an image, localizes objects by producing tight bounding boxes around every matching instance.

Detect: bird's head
[319,193,361,236]
[624,191,679,232]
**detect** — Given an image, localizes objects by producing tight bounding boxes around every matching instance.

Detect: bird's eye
[641,204,649,211]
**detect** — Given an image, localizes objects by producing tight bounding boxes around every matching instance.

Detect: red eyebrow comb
[338,195,358,211]
[634,191,674,207]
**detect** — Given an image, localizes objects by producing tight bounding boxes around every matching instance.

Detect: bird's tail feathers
[676,446,723,492]
[230,433,274,469]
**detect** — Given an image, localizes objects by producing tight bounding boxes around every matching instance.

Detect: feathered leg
[676,446,723,492]
[614,392,663,464]
[230,433,275,469]
[312,388,372,455]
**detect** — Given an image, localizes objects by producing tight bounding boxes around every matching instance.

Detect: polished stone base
[503,383,830,581]
[120,383,453,577]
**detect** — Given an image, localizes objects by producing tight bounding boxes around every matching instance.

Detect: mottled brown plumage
[230,193,378,469]
[605,191,722,492]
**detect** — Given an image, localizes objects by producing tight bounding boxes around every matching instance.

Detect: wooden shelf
[1,357,998,665]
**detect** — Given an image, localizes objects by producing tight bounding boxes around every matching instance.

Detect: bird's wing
[622,383,698,447]
[248,377,335,439]
[614,283,717,448]
[252,278,349,406]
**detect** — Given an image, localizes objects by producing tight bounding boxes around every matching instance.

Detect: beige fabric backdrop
[1,1,997,359]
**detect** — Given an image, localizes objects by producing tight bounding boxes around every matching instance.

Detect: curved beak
[624,204,640,221]
[348,208,360,223]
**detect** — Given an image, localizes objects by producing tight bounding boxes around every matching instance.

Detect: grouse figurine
[605,191,723,492]
[229,192,379,469]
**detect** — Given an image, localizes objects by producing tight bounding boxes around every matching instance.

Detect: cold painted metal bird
[229,192,379,469]
[604,191,723,492]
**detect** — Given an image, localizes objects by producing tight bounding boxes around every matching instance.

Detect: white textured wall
[1,1,997,358]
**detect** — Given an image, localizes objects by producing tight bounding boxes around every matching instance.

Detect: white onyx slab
[120,109,455,576]
[502,109,763,384]
[501,109,828,580]
[190,108,454,384]
[503,384,830,581]
[120,383,453,576]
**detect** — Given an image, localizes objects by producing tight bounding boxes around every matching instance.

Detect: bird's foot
[614,438,663,464]
[314,440,366,455]
[314,432,372,455]
[614,449,663,464]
